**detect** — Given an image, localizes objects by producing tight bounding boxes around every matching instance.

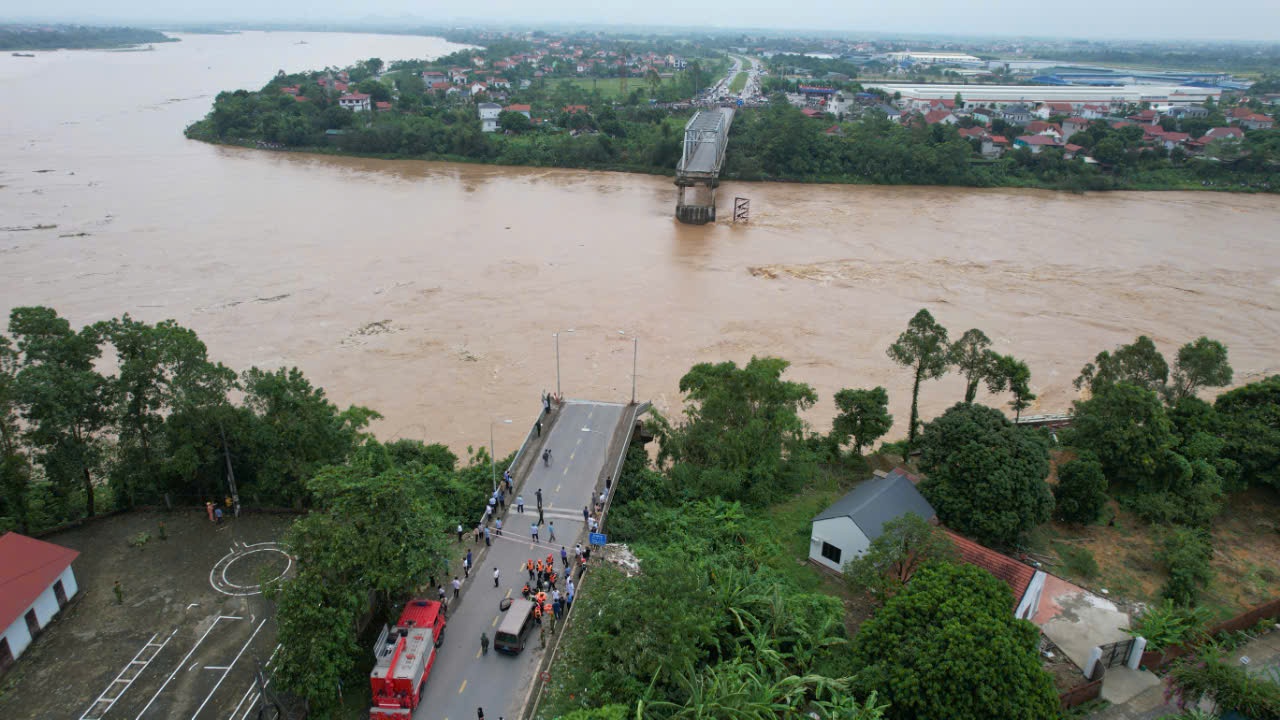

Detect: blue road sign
[589,532,607,546]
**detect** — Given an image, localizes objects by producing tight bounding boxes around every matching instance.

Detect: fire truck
[369,598,447,719]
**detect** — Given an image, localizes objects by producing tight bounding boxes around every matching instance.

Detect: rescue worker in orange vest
[521,583,531,599]
[527,558,535,580]
[544,601,556,633]
[545,553,554,569]
[549,571,558,590]
[533,602,542,624]
[536,559,544,575]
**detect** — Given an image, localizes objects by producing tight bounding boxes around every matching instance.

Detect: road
[414,400,625,720]
[698,55,764,107]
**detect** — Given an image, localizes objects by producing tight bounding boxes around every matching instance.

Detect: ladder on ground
[80,630,175,720]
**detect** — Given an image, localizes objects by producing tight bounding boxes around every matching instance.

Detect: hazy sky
[11,0,1280,42]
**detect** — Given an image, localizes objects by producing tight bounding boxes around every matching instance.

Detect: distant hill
[0,24,177,50]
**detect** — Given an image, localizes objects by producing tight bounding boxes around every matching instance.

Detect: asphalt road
[414,400,625,720]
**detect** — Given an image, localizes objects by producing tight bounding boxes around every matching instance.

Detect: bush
[1160,528,1215,606]
[1125,599,1212,652]
[1054,543,1099,579]
[1053,453,1108,524]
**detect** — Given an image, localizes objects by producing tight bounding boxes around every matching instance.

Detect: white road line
[228,644,280,720]
[135,617,233,719]
[204,666,230,671]
[190,618,267,720]
[79,629,176,720]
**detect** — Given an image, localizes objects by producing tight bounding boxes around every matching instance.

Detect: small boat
[12,52,36,57]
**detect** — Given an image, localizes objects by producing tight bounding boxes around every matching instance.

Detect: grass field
[546,76,635,99]
[729,71,748,94]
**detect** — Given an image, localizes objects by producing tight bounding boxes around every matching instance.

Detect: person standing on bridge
[516,495,524,513]
[548,521,556,542]
[483,525,491,547]
[531,522,539,543]
[561,546,569,568]
[582,506,589,524]
[536,488,543,509]
[463,551,472,578]
[495,518,502,536]
[493,567,500,587]
[457,523,464,543]
[452,576,461,599]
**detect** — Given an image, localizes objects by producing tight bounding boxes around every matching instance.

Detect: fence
[1059,673,1104,709]
[1141,597,1280,672]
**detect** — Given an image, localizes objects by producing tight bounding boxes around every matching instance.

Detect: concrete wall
[2,566,77,661]
[809,517,869,572]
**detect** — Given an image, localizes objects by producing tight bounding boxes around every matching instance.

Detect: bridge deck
[677,108,734,177]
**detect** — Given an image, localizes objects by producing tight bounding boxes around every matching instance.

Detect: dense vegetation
[0,24,175,50]
[0,307,492,536]
[186,54,1280,193]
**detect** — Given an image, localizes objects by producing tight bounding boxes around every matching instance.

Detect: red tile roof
[505,104,532,112]
[1026,121,1062,135]
[0,533,78,631]
[563,104,589,114]
[989,135,1009,144]
[944,530,1033,608]
[340,93,371,101]
[801,107,824,118]
[375,101,392,110]
[923,109,953,124]
[1016,134,1061,146]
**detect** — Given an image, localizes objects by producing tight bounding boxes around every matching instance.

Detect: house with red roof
[338,93,371,112]
[562,104,589,115]
[279,85,300,96]
[801,107,825,119]
[1232,110,1274,130]
[1062,116,1090,140]
[1127,109,1159,125]
[374,101,392,111]
[923,109,956,125]
[504,104,532,118]
[1014,134,1063,153]
[1,533,79,670]
[1025,120,1063,139]
[982,134,1009,157]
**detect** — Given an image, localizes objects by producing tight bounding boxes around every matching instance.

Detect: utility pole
[218,421,240,517]
[632,336,638,405]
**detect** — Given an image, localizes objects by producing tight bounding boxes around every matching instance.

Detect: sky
[8,0,1280,42]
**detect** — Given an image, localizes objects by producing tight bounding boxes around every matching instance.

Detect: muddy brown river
[2,31,1278,452]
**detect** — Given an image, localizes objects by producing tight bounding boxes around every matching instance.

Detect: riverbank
[183,129,1275,195]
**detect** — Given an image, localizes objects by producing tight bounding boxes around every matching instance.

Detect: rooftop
[813,468,935,541]
[0,532,79,631]
[944,529,1034,608]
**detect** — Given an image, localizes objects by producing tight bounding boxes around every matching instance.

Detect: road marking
[492,615,499,627]
[458,680,467,694]
[134,616,233,719]
[555,484,561,492]
[229,644,280,720]
[506,589,512,598]
[190,617,267,719]
[203,665,229,671]
[475,649,481,659]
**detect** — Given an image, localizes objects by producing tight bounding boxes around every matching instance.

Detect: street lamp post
[618,330,639,405]
[553,328,574,399]
[490,419,512,492]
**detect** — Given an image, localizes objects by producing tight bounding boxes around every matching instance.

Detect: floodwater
[3,31,1279,454]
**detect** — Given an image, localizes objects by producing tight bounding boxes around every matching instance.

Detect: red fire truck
[369,599,447,719]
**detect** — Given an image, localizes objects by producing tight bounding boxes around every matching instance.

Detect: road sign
[589,532,607,546]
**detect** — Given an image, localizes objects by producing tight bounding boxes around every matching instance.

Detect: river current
[3,31,1278,451]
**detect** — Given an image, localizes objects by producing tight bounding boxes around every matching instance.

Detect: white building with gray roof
[809,468,936,573]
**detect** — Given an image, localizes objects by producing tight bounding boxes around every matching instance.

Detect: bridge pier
[675,179,718,225]
[674,107,734,225]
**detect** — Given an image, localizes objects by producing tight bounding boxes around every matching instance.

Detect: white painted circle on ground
[209,542,293,596]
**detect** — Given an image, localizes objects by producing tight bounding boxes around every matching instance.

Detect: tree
[917,403,1052,546]
[1071,382,1175,490]
[240,367,379,505]
[991,354,1036,420]
[1053,452,1108,524]
[886,309,950,454]
[654,357,817,505]
[1074,335,1169,397]
[949,328,998,404]
[1215,376,1280,490]
[0,336,31,532]
[1160,528,1214,606]
[268,461,446,709]
[851,562,1059,720]
[498,109,531,133]
[1166,337,1232,403]
[843,512,954,602]
[831,387,893,456]
[8,307,110,517]
[96,316,235,507]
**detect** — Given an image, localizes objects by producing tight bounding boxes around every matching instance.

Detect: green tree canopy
[843,512,954,602]
[948,328,997,404]
[831,386,893,456]
[654,357,817,505]
[8,307,110,517]
[1074,335,1169,397]
[1215,375,1280,490]
[851,562,1059,720]
[886,309,950,453]
[990,353,1037,420]
[1166,337,1232,403]
[1070,382,1175,490]
[918,403,1052,546]
[1053,451,1109,525]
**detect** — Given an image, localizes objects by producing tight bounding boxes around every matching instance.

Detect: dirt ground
[1032,486,1280,620]
[0,510,296,720]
